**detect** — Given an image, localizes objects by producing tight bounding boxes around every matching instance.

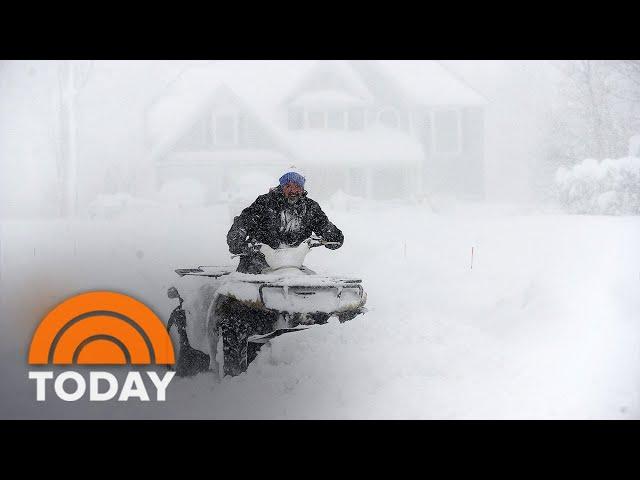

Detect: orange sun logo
[28,291,175,365]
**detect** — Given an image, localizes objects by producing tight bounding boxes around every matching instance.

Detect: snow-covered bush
[555,157,640,215]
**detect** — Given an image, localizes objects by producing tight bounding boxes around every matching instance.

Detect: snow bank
[555,157,640,215]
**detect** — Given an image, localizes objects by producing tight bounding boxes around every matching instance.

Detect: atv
[166,236,367,378]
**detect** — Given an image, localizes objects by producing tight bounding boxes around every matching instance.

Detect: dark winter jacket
[227,186,344,274]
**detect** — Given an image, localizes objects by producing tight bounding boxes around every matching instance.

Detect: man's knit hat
[279,171,306,188]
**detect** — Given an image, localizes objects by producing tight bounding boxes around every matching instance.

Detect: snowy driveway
[1,203,638,418]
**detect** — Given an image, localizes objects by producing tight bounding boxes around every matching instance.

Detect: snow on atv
[166,235,367,378]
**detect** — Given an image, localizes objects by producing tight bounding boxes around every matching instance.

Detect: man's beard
[286,195,300,205]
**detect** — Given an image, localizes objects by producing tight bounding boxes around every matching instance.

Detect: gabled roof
[376,60,488,106]
[146,60,487,159]
[146,60,314,156]
[283,60,375,105]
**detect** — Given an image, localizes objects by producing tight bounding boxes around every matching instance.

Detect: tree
[610,60,640,103]
[55,60,93,217]
[550,61,640,164]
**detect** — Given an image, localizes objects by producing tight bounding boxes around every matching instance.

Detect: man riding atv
[211,170,346,375]
[227,170,344,273]
[167,170,364,378]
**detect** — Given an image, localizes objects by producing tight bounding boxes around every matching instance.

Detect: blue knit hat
[279,171,305,188]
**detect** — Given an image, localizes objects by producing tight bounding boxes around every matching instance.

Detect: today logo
[27,291,176,402]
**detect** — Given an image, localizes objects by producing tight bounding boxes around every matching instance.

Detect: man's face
[282,182,303,203]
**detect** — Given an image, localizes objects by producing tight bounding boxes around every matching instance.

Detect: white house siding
[300,164,419,201]
[171,97,282,154]
[155,161,224,204]
[157,151,292,203]
[302,166,347,199]
[413,106,485,199]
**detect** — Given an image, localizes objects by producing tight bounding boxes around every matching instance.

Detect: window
[288,108,304,130]
[377,108,400,129]
[432,109,462,154]
[347,108,365,130]
[327,110,346,129]
[349,167,366,197]
[307,111,325,129]
[212,113,239,146]
[289,109,358,130]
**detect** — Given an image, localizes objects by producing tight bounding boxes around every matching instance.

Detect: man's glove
[230,242,258,257]
[314,235,342,250]
[243,241,262,255]
[325,241,342,250]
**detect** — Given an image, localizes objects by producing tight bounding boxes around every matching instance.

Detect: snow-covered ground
[1,201,639,419]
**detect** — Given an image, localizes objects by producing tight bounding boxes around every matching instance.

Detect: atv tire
[309,312,331,324]
[221,321,250,377]
[337,310,361,323]
[215,295,277,377]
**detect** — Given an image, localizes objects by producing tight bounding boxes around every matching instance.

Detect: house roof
[146,61,313,157]
[283,60,375,105]
[146,60,487,160]
[376,60,488,106]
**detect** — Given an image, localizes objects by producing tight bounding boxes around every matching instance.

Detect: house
[145,60,487,204]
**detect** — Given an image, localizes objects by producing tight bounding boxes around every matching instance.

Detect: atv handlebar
[231,242,263,258]
[306,236,341,248]
[231,236,339,257]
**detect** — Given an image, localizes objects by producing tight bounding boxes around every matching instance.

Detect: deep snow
[1,200,639,419]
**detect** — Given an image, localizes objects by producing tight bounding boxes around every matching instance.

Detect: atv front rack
[175,266,233,278]
[257,281,363,305]
[256,279,365,314]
